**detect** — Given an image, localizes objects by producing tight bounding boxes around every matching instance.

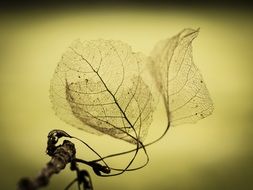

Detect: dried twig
[17,132,76,190]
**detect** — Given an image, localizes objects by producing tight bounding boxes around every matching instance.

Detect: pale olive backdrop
[0,7,252,190]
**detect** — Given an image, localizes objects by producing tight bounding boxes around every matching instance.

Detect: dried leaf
[150,28,214,126]
[50,39,154,144]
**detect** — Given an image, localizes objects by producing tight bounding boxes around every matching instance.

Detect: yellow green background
[0,7,252,190]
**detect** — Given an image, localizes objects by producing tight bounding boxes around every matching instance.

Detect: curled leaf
[150,28,214,125]
[50,39,154,144]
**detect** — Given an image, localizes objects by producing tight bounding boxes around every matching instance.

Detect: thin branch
[17,140,76,190]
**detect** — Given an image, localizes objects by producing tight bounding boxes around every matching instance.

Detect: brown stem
[17,140,76,190]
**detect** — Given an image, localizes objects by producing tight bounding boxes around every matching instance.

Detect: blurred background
[0,1,253,190]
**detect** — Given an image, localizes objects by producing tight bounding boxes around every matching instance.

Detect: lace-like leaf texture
[150,28,214,125]
[50,39,154,144]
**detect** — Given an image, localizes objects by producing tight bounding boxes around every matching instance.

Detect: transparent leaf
[50,39,154,144]
[150,28,214,126]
